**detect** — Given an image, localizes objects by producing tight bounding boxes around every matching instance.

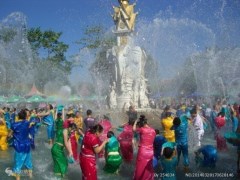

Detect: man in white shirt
[191,108,204,147]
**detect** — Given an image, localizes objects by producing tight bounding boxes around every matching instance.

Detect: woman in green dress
[104,131,122,173]
[51,112,76,177]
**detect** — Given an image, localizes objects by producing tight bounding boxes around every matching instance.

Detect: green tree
[0,27,17,43]
[27,27,72,91]
[76,25,115,51]
[27,27,71,73]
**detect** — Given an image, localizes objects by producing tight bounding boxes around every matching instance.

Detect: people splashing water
[79,124,108,180]
[37,104,55,145]
[10,109,34,180]
[133,115,156,180]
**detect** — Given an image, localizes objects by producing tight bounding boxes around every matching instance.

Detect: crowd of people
[0,98,239,180]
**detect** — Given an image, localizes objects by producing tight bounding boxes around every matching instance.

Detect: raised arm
[93,139,108,154]
[133,119,138,132]
[54,109,58,120]
[38,110,50,117]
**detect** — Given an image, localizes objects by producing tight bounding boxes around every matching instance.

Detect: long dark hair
[90,124,103,134]
[107,131,114,138]
[137,114,148,128]
[18,109,27,120]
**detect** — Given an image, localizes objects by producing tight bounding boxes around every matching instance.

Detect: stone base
[117,95,131,109]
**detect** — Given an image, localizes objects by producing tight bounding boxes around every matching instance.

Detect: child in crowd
[161,145,177,180]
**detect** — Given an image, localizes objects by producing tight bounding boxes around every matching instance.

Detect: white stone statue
[106,0,149,109]
[109,82,117,109]
[139,77,149,108]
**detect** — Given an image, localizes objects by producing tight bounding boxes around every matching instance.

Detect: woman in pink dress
[117,120,134,162]
[79,124,108,180]
[133,115,156,180]
[98,117,112,158]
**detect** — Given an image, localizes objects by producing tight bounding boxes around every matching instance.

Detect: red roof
[25,84,45,97]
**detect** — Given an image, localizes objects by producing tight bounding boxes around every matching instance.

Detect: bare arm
[63,129,73,156]
[78,128,84,136]
[53,110,58,121]
[54,109,58,120]
[38,110,50,117]
[93,139,108,154]
[133,119,138,132]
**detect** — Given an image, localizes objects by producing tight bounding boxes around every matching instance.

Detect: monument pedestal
[117,94,131,109]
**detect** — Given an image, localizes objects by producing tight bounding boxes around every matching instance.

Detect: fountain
[107,0,149,109]
[189,47,240,105]
[0,12,35,95]
[0,12,72,97]
[0,0,240,179]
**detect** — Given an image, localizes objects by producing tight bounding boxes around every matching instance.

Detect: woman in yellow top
[0,110,8,150]
[161,112,175,142]
[74,111,84,142]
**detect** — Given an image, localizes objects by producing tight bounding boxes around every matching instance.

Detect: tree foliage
[27,27,71,72]
[27,27,72,91]
[76,25,116,51]
[0,27,17,43]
